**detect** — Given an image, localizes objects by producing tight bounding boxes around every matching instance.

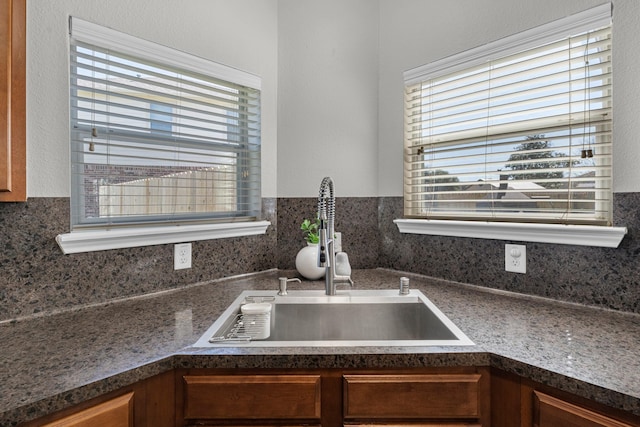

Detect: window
[57,18,268,253]
[403,4,612,226]
[69,17,261,230]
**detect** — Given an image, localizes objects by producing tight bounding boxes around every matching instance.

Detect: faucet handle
[318,226,329,268]
[335,252,351,277]
[278,277,301,296]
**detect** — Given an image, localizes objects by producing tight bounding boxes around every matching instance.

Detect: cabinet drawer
[347,425,480,427]
[39,392,133,427]
[343,374,482,419]
[183,374,321,420]
[534,391,636,427]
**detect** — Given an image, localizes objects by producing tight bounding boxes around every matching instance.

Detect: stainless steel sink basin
[193,289,474,347]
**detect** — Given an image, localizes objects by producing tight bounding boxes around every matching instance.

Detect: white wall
[26,0,640,199]
[26,0,279,197]
[378,0,640,196]
[277,0,379,197]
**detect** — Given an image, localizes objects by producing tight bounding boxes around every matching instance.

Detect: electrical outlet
[174,243,192,270]
[505,244,526,274]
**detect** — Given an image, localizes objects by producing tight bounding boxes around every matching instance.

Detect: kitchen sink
[193,289,474,347]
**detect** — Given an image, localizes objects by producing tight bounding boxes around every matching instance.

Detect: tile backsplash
[1,194,638,321]
[276,197,380,271]
[377,194,640,314]
[278,195,640,314]
[0,198,276,321]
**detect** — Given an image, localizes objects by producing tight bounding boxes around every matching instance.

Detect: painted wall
[27,0,279,198]
[378,0,640,195]
[277,0,640,197]
[27,0,639,199]
[277,0,379,197]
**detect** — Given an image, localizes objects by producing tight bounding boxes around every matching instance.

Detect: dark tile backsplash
[378,194,640,314]
[276,197,380,271]
[0,197,276,321]
[277,195,640,313]
[1,194,638,321]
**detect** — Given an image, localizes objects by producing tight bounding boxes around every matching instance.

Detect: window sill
[393,219,627,248]
[56,221,271,254]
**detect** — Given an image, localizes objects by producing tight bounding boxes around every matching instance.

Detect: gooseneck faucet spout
[317,177,334,270]
[317,177,353,295]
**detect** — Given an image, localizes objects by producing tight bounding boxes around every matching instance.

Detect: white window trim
[403,3,611,85]
[56,221,271,254]
[60,18,267,253]
[394,219,626,248]
[70,17,261,90]
[397,3,623,246]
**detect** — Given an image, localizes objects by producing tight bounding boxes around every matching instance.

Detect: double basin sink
[194,288,474,347]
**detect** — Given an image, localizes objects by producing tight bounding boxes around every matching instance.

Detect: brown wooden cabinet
[21,371,175,427]
[0,0,26,202]
[491,368,640,427]
[533,391,637,427]
[176,367,490,427]
[182,374,321,424]
[21,367,640,427]
[343,373,486,425]
[38,392,134,427]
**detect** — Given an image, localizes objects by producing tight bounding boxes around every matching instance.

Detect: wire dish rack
[209,298,273,342]
[208,313,271,342]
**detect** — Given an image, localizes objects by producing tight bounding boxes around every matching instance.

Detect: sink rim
[193,289,475,348]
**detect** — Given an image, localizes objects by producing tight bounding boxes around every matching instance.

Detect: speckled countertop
[2,269,640,426]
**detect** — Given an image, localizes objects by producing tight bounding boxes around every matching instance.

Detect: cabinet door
[182,374,321,422]
[534,391,637,427]
[343,374,482,420]
[0,0,26,201]
[38,392,134,427]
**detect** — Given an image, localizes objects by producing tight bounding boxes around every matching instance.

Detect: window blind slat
[71,104,261,142]
[70,65,260,112]
[406,119,611,151]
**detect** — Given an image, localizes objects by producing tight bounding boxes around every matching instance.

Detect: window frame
[396,3,626,247]
[57,18,269,254]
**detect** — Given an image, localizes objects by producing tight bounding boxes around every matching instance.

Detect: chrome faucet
[317,177,353,295]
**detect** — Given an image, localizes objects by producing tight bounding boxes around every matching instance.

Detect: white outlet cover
[174,243,192,270]
[505,244,526,274]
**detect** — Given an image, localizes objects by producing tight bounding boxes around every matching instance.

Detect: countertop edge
[3,349,639,426]
[3,268,640,425]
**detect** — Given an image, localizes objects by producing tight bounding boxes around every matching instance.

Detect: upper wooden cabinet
[0,0,26,202]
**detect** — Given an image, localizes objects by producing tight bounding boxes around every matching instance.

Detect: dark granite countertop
[2,269,640,425]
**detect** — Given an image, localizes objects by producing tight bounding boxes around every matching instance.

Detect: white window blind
[69,17,261,229]
[403,4,612,226]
